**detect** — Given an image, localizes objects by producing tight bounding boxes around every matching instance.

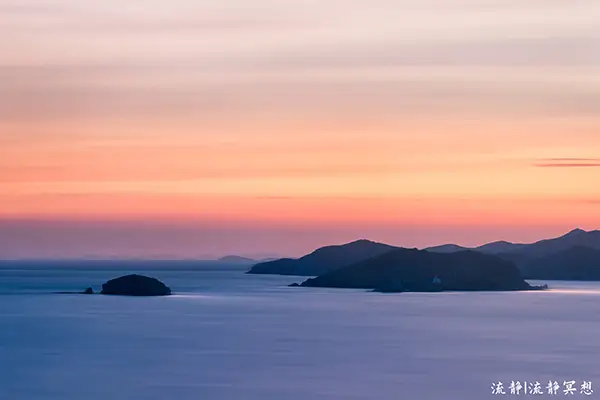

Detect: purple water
[2,266,599,399]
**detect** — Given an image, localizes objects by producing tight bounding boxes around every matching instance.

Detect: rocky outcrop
[101,274,171,296]
[55,287,95,295]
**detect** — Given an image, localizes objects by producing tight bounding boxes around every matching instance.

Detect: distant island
[247,228,600,282]
[218,256,258,265]
[293,248,545,293]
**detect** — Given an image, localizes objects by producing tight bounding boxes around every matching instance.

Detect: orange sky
[1,0,599,257]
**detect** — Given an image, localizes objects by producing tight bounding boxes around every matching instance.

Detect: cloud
[2,0,600,121]
[536,164,600,168]
[543,158,600,161]
[3,65,600,120]
[534,158,600,168]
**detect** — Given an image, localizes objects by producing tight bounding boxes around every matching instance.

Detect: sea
[2,261,600,399]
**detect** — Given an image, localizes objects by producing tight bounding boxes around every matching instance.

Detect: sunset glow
[2,0,600,258]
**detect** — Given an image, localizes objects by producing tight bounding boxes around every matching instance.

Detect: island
[218,255,257,265]
[247,239,399,276]
[101,274,172,296]
[425,228,600,281]
[294,248,547,293]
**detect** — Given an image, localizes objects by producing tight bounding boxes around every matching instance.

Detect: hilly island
[295,248,543,293]
[247,228,600,292]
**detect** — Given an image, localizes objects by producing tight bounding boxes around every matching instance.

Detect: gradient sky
[1,0,600,258]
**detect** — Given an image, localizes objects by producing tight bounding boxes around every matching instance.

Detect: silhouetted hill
[297,249,538,292]
[424,241,527,255]
[476,241,528,254]
[425,244,470,253]
[248,228,600,280]
[512,229,600,259]
[247,239,399,276]
[425,229,600,281]
[425,240,527,255]
[425,229,600,259]
[425,241,527,254]
[520,246,600,280]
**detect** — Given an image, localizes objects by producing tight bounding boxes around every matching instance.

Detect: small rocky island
[55,287,95,295]
[101,274,172,296]
[293,248,548,293]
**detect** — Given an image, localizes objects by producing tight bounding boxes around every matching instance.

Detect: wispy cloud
[3,0,600,121]
[534,158,600,168]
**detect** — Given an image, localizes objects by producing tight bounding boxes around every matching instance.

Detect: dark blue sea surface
[2,262,600,399]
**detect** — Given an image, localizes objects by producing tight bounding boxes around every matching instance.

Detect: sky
[1,0,600,258]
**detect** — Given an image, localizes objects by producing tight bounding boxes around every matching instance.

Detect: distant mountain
[425,244,470,253]
[297,249,539,292]
[423,229,600,281]
[521,246,600,280]
[425,229,600,259]
[248,228,600,280]
[475,241,528,254]
[424,241,527,254]
[510,229,600,259]
[425,240,527,255]
[218,255,257,265]
[247,239,399,276]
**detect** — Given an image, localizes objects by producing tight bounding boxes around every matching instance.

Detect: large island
[296,248,545,293]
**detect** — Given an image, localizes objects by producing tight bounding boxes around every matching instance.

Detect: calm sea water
[2,264,600,399]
